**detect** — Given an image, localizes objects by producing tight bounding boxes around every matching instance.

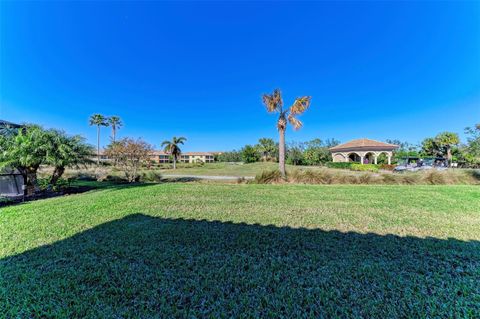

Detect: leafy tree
[465,124,480,158]
[286,141,305,165]
[161,136,187,169]
[302,139,333,165]
[420,137,442,157]
[44,130,94,186]
[89,114,109,165]
[215,151,242,162]
[256,138,277,162]
[263,89,311,177]
[241,145,260,163]
[105,138,153,182]
[435,132,460,164]
[108,116,123,143]
[0,125,48,195]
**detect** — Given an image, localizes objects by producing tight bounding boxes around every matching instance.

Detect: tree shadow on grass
[1,214,478,318]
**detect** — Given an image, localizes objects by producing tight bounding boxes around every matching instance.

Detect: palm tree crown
[263,89,311,131]
[89,114,109,127]
[161,137,187,169]
[108,116,123,142]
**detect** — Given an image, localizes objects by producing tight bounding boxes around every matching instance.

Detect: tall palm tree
[161,136,187,170]
[435,132,460,165]
[89,114,109,165]
[262,89,311,177]
[108,116,123,143]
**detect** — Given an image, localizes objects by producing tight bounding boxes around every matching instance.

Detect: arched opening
[377,152,388,164]
[364,152,375,164]
[333,153,346,162]
[348,153,361,163]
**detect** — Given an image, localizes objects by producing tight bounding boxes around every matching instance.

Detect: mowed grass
[1,183,479,317]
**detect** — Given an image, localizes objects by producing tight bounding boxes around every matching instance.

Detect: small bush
[326,162,353,169]
[254,170,283,184]
[350,164,379,172]
[401,174,421,185]
[37,178,69,192]
[422,171,446,185]
[379,164,396,171]
[140,171,163,183]
[381,173,399,184]
[358,173,375,184]
[290,169,334,184]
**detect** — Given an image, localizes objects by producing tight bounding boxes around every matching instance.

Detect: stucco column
[374,155,378,165]
[388,155,392,165]
[360,155,364,165]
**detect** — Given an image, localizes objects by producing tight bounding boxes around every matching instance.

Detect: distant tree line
[215,137,340,166]
[215,124,480,168]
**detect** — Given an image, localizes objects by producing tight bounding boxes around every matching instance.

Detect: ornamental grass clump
[253,169,284,184]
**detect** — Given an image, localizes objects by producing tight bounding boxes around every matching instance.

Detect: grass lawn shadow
[1,214,479,317]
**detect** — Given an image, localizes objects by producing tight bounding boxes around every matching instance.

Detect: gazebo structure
[329,138,398,165]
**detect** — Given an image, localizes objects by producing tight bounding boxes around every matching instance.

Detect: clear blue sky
[1,1,479,151]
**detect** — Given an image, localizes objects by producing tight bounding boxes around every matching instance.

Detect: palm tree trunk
[112,126,116,143]
[447,146,452,166]
[97,125,100,165]
[279,129,286,178]
[50,166,65,186]
[173,156,177,170]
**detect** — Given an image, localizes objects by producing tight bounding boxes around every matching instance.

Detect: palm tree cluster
[0,125,93,195]
[89,114,123,165]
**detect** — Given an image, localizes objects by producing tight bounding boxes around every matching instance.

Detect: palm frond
[289,96,311,115]
[262,88,283,113]
[288,114,303,130]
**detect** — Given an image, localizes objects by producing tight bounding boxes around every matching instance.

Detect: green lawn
[1,183,479,317]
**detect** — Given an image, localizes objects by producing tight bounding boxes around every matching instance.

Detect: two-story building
[150,151,215,164]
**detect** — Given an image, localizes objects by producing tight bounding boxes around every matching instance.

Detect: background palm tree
[89,114,109,165]
[108,116,123,143]
[263,89,311,177]
[435,132,460,165]
[161,136,187,170]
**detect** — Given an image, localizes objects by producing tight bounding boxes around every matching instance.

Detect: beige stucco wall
[331,151,393,164]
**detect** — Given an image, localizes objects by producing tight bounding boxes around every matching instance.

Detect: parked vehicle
[394,157,448,172]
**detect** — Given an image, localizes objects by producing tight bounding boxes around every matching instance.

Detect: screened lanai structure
[0,120,24,198]
[329,138,398,165]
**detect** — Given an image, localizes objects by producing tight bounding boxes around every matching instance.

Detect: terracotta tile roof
[329,138,398,151]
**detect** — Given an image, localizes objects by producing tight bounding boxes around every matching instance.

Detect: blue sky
[1,1,479,151]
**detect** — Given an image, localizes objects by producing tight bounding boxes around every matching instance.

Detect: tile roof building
[329,138,398,164]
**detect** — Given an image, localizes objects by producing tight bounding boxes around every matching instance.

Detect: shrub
[381,173,399,184]
[289,169,334,184]
[326,162,353,169]
[241,145,260,164]
[140,171,163,183]
[253,169,283,184]
[350,164,379,172]
[422,171,446,185]
[358,173,375,184]
[37,177,69,192]
[379,164,396,171]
